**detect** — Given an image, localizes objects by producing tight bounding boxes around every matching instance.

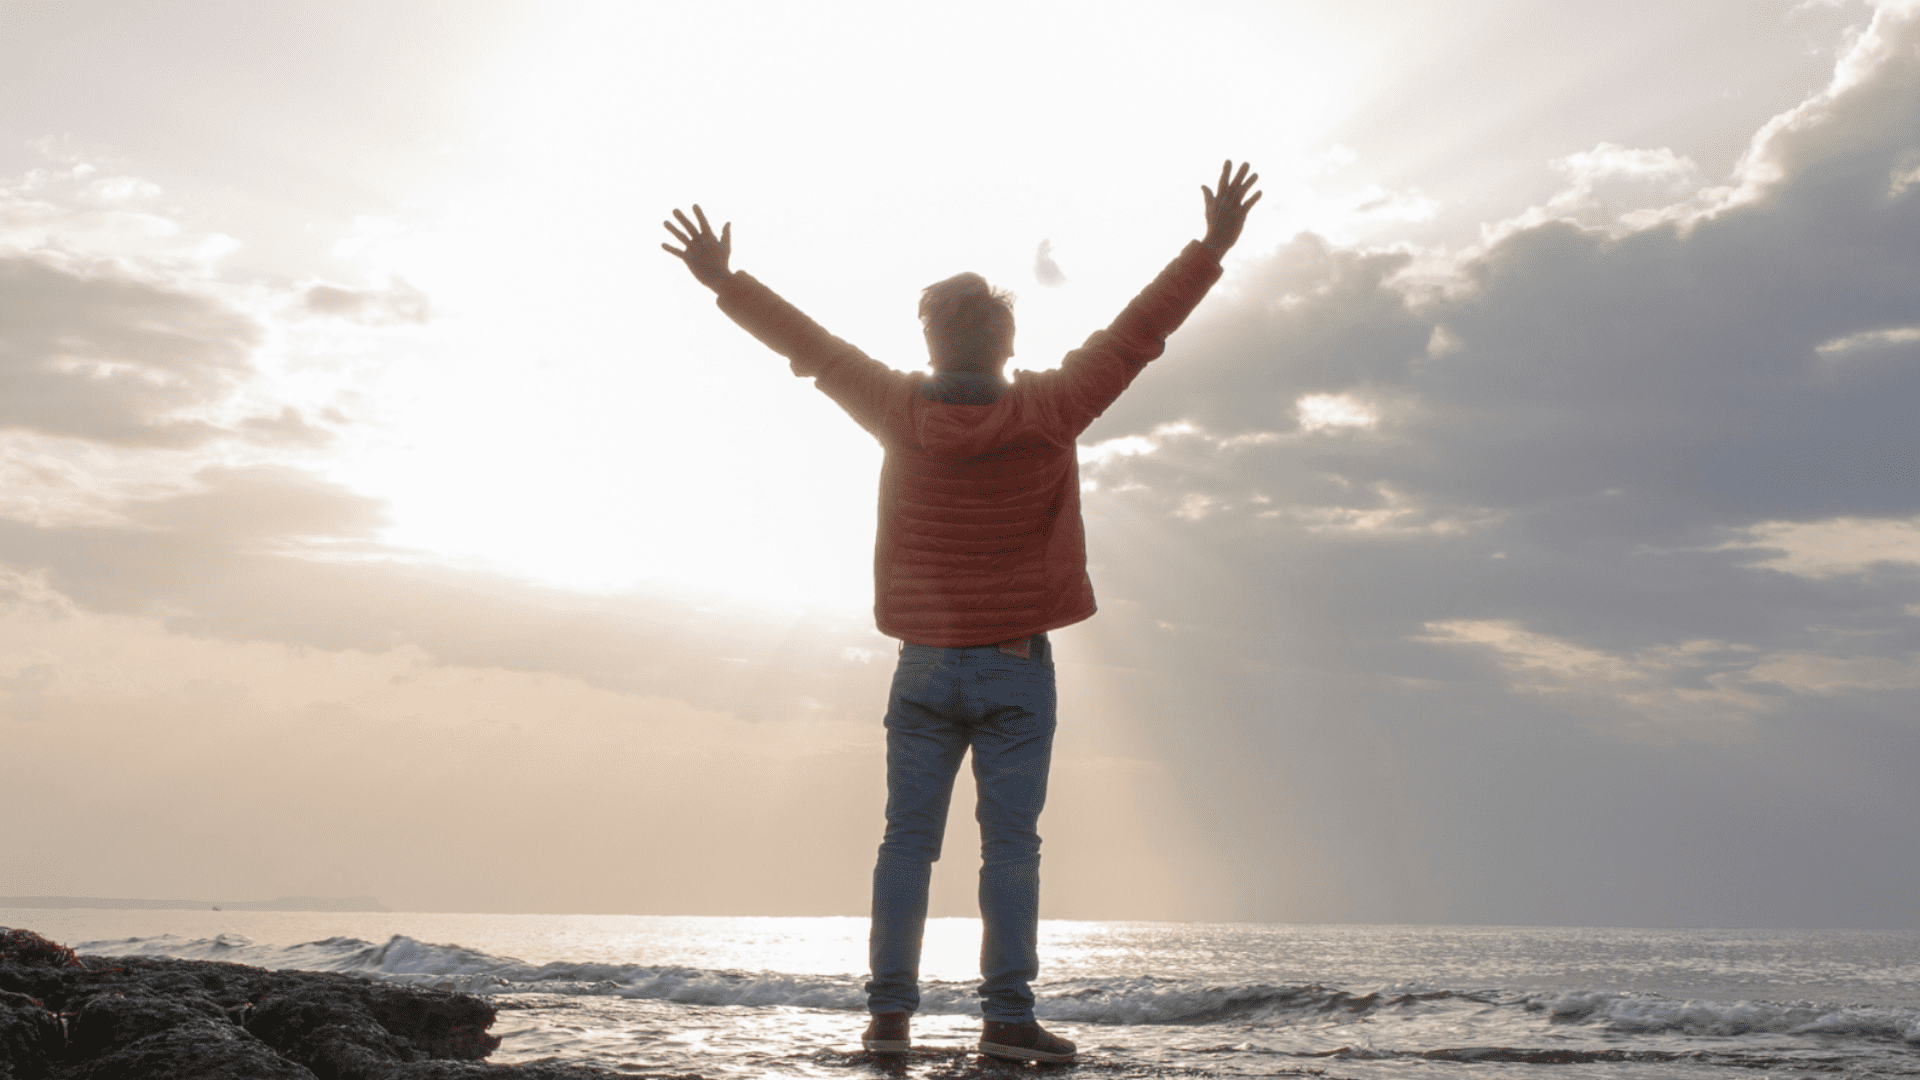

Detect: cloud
[238,405,334,448]
[1420,618,1780,726]
[0,255,259,446]
[1105,0,1920,536]
[2,157,238,268]
[1730,516,1920,577]
[0,159,364,455]
[0,463,895,727]
[296,276,432,325]
[0,160,356,459]
[1815,324,1920,356]
[123,465,387,543]
[1534,143,1704,230]
[1555,143,1699,187]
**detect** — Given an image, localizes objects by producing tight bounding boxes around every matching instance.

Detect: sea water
[6,909,1919,1078]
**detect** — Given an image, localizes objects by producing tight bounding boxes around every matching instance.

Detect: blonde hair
[919,272,1014,370]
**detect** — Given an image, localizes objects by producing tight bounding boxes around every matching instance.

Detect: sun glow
[280,0,1408,607]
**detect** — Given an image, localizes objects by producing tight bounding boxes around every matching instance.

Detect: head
[919,272,1015,373]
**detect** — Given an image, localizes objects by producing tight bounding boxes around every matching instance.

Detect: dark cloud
[1066,2,1920,925]
[0,255,258,446]
[1092,235,1431,439]
[1098,0,1920,607]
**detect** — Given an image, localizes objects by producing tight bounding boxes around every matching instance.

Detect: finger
[1233,160,1251,187]
[693,204,712,236]
[1202,184,1216,205]
[1217,160,1233,193]
[673,208,697,234]
[663,220,690,243]
[1243,190,1263,211]
[1240,173,1260,198]
[720,222,732,249]
[661,243,688,260]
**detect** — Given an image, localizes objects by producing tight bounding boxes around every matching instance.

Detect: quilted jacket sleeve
[1024,241,1224,442]
[713,271,904,439]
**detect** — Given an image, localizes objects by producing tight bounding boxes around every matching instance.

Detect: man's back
[711,240,1224,644]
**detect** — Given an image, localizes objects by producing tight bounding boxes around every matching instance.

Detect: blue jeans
[866,634,1057,1024]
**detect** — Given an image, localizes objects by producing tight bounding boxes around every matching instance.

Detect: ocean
[6,909,1918,1078]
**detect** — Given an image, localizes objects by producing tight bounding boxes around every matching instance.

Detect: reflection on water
[12,910,1920,1080]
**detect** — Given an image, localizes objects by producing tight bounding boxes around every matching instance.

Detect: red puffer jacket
[715,241,1223,646]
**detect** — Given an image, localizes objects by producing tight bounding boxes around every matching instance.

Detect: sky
[1,0,1917,928]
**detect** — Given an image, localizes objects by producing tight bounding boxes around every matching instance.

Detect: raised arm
[1026,161,1260,438]
[661,205,734,291]
[662,202,906,437]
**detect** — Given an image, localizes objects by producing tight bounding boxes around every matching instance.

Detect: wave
[1034,977,1490,1025]
[74,933,1920,1046]
[75,932,872,1007]
[1534,987,1920,1043]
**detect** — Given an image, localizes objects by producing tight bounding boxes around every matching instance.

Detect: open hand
[661,205,733,291]
[1200,161,1262,258]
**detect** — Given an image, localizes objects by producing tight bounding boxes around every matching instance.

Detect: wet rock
[65,989,231,1060]
[0,988,64,1080]
[245,972,500,1069]
[0,928,677,1080]
[64,1019,316,1080]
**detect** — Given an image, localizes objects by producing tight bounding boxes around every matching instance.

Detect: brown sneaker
[979,1019,1075,1063]
[862,1011,911,1052]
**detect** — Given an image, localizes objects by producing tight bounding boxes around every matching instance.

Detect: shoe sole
[979,1040,1074,1064]
[863,1039,910,1052]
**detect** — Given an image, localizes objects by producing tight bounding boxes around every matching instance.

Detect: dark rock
[0,961,63,1006]
[64,1020,315,1080]
[243,972,501,1078]
[0,928,668,1080]
[66,989,230,1060]
[0,989,63,1080]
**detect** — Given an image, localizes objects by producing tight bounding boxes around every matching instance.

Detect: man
[662,161,1260,1063]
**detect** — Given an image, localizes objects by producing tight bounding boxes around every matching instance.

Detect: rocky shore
[0,928,695,1079]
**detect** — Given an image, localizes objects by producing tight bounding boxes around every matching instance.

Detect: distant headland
[0,895,390,912]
